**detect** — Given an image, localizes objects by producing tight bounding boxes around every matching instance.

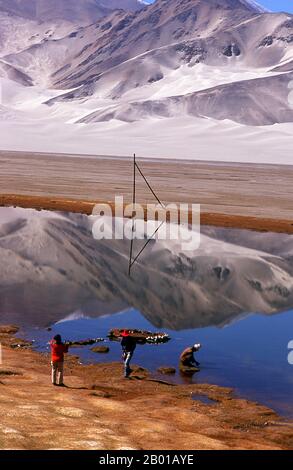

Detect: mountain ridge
[0,0,145,23]
[0,0,293,160]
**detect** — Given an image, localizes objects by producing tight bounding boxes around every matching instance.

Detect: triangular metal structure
[128,153,165,276]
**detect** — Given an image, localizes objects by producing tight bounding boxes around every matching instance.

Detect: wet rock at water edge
[10,340,33,349]
[0,325,19,335]
[91,346,110,354]
[179,365,200,375]
[157,367,176,375]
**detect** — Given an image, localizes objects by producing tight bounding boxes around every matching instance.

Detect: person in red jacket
[50,334,69,386]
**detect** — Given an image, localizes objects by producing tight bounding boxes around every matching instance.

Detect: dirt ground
[1,151,293,220]
[0,326,292,450]
[1,193,293,234]
[1,152,293,234]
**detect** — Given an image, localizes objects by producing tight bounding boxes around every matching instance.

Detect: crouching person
[179,343,202,375]
[50,334,69,386]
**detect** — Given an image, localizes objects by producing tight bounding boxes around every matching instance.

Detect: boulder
[179,365,200,375]
[0,325,19,335]
[157,367,176,375]
[91,346,109,354]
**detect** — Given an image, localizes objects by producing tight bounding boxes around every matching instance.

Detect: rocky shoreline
[0,325,292,450]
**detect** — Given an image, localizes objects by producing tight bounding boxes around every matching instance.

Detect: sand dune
[0,0,293,161]
[78,71,293,126]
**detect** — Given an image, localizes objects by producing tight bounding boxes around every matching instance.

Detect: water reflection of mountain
[0,207,293,330]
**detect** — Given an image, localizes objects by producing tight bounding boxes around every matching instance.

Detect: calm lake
[0,207,292,418]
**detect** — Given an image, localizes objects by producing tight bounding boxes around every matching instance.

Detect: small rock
[157,367,176,375]
[91,346,109,354]
[0,370,22,376]
[90,391,111,398]
[132,366,148,375]
[0,325,19,335]
[179,365,200,375]
[10,340,32,349]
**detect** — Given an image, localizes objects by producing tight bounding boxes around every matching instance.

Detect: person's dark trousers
[123,351,133,377]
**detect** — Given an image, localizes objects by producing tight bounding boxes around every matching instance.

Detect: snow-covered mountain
[0,0,144,23]
[0,0,144,59]
[0,0,293,162]
[1,207,293,329]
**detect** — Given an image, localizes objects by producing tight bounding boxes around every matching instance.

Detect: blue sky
[145,1,293,14]
[259,0,293,13]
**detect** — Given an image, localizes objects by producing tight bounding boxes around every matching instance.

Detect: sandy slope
[0,109,293,163]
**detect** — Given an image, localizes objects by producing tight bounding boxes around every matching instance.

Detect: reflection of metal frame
[128,153,165,276]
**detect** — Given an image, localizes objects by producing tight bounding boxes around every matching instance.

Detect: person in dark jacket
[121,330,137,378]
[179,343,201,369]
[50,334,69,386]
